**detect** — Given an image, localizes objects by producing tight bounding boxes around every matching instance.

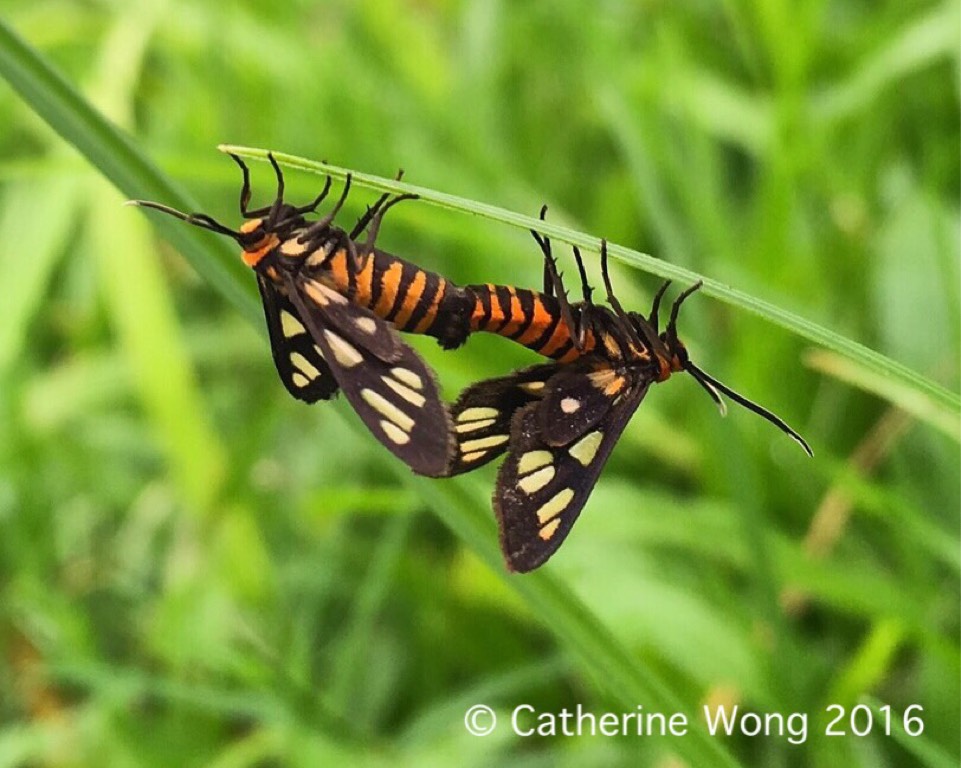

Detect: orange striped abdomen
[466,284,595,362]
[318,246,474,349]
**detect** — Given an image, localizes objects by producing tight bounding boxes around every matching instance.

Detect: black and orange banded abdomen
[316,246,474,350]
[465,283,594,363]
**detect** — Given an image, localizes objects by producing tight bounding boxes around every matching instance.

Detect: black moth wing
[284,273,453,477]
[537,362,625,446]
[449,362,563,475]
[299,274,404,363]
[495,363,650,572]
[258,274,339,403]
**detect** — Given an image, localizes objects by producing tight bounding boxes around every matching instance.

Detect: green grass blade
[0,18,256,323]
[805,349,959,441]
[221,145,961,425]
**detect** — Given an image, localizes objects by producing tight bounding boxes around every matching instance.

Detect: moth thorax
[240,231,281,269]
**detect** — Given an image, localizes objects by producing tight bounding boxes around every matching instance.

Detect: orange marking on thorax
[412,277,446,333]
[555,329,597,363]
[241,233,280,268]
[373,262,404,318]
[601,331,622,359]
[391,270,427,328]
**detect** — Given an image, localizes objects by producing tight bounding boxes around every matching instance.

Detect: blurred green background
[1,1,958,766]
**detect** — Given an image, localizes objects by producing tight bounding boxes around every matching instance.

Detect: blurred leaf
[804,348,959,441]
[0,17,256,322]
[813,3,959,124]
[864,697,958,768]
[0,177,81,375]
[827,619,905,705]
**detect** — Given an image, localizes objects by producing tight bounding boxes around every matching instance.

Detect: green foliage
[0,2,958,767]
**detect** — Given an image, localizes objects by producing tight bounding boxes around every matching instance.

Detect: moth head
[127,152,337,271]
[647,280,813,457]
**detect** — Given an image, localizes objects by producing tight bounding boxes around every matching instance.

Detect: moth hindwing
[491,359,651,572]
[283,273,453,477]
[449,362,563,474]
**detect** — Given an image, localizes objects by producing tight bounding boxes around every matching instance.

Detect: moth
[130,155,454,476]
[447,226,812,571]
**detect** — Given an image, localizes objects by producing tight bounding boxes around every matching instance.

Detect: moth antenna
[686,362,812,456]
[127,200,239,239]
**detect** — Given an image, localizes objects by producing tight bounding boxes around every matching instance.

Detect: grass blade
[221,145,961,425]
[0,18,255,322]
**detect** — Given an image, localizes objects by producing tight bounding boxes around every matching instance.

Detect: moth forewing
[494,381,650,572]
[257,275,339,403]
[537,361,624,447]
[298,276,404,363]
[283,273,453,477]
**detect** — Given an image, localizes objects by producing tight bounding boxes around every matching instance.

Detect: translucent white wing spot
[569,430,603,466]
[354,316,378,335]
[461,451,487,463]
[323,330,363,368]
[291,372,310,389]
[517,465,555,495]
[455,417,497,434]
[380,420,411,445]
[457,407,499,423]
[539,518,562,541]
[361,388,415,432]
[536,488,575,525]
[460,434,509,454]
[290,352,322,379]
[313,344,326,360]
[303,278,349,306]
[280,310,307,338]
[382,375,426,407]
[517,450,552,475]
[560,397,581,414]
[520,381,545,394]
[390,367,424,391]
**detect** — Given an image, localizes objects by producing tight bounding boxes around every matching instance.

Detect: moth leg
[350,169,404,239]
[532,214,580,349]
[570,245,594,349]
[648,280,672,332]
[298,174,354,244]
[353,190,419,271]
[600,240,648,350]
